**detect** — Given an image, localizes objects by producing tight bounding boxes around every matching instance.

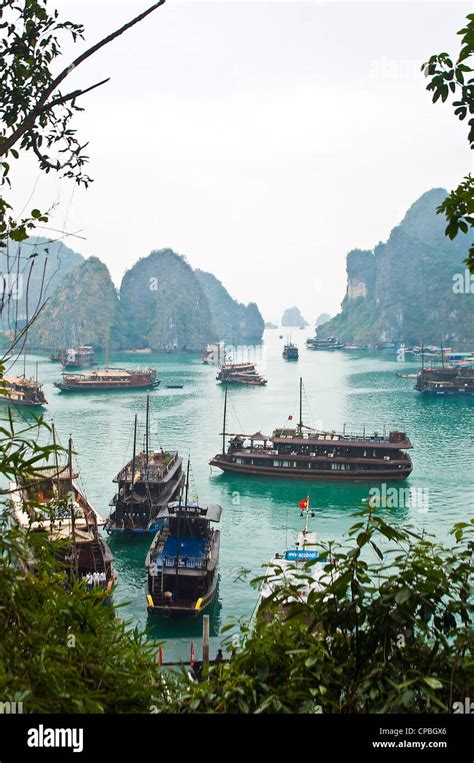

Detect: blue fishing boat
[146,461,222,616]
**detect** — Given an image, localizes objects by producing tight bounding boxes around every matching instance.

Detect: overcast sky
[10,0,472,324]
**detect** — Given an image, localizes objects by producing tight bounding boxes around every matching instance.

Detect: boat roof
[113,451,181,483]
[62,367,152,379]
[3,375,41,388]
[158,502,222,522]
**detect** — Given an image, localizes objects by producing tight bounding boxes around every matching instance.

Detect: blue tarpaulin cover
[163,537,205,559]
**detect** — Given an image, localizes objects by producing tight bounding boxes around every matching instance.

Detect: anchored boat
[255,497,331,623]
[282,341,299,360]
[216,362,267,386]
[146,461,221,616]
[9,432,115,591]
[62,345,96,369]
[54,367,159,392]
[306,336,344,350]
[414,366,474,396]
[1,373,47,408]
[106,396,184,533]
[210,378,413,480]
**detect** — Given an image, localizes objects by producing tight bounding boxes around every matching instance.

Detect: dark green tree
[422,14,474,272]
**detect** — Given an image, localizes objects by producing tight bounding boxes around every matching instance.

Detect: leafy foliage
[160,509,474,714]
[422,14,474,271]
[0,406,168,713]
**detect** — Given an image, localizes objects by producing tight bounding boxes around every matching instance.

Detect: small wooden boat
[282,342,299,360]
[1,373,47,408]
[216,363,267,386]
[9,432,116,591]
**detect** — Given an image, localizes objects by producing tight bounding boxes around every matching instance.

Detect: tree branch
[37,78,111,116]
[0,0,166,157]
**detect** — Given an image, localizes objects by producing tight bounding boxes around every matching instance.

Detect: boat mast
[131,414,138,490]
[304,495,310,535]
[68,437,78,577]
[52,422,60,493]
[145,394,150,470]
[298,377,303,435]
[222,385,228,455]
[421,341,424,371]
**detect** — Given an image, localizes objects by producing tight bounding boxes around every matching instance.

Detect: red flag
[299,499,308,509]
[190,641,195,668]
[158,646,163,666]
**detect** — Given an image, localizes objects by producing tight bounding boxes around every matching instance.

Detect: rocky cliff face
[282,306,308,327]
[29,257,119,349]
[118,249,215,351]
[320,189,474,346]
[2,237,84,332]
[195,270,264,342]
[315,312,331,327]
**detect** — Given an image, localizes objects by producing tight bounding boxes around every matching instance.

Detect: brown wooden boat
[9,434,116,590]
[54,367,160,392]
[210,379,413,481]
[1,374,47,407]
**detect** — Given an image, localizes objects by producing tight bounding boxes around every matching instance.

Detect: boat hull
[55,380,160,392]
[209,457,412,481]
[146,579,218,617]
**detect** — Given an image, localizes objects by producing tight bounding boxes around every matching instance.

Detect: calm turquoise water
[4,329,474,660]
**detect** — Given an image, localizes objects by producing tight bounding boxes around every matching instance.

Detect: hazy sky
[10,0,472,324]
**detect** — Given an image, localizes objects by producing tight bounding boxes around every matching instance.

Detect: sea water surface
[5,329,473,660]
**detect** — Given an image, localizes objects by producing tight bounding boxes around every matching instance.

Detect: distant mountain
[28,257,119,349]
[1,237,84,332]
[315,312,331,328]
[320,189,474,346]
[118,249,215,351]
[282,306,308,328]
[21,244,266,352]
[195,270,264,342]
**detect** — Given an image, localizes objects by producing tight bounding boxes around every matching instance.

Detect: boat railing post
[202,614,210,674]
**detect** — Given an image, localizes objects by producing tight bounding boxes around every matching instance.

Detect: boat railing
[163,555,206,569]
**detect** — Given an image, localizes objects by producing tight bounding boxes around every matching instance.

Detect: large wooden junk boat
[414,365,474,396]
[216,362,267,386]
[146,461,221,616]
[210,379,413,481]
[1,373,47,407]
[306,336,344,350]
[106,397,184,534]
[9,433,115,590]
[62,345,96,369]
[54,367,159,392]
